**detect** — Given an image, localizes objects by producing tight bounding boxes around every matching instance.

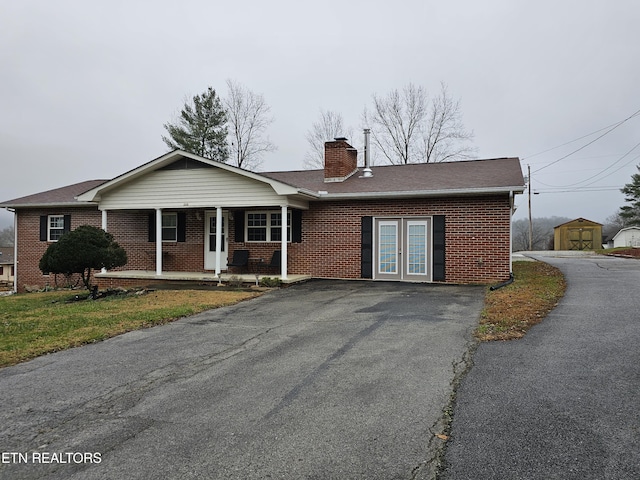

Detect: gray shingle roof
[0,157,524,208]
[263,157,524,197]
[0,247,14,264]
[0,180,108,207]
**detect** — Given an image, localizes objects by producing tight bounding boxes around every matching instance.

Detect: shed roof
[612,226,640,240]
[553,217,603,229]
[0,247,14,264]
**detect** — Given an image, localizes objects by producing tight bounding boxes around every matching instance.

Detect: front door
[204,211,228,270]
[374,218,431,282]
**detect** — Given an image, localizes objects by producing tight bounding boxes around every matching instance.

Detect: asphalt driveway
[440,254,640,479]
[0,280,483,480]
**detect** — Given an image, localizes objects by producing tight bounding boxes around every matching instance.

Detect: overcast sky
[1,0,639,229]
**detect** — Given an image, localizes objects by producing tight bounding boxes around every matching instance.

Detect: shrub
[260,276,281,288]
[39,225,127,290]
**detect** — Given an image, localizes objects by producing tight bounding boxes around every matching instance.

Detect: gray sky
[2,0,639,229]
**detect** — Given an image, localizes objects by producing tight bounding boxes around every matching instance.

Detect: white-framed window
[246,211,291,242]
[48,215,65,241]
[162,213,178,242]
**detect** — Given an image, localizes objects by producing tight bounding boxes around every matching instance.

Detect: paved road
[0,280,483,480]
[440,254,640,479]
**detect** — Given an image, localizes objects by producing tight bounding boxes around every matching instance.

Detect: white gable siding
[98,169,305,210]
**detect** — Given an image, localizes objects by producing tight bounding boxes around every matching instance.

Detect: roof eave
[316,186,526,200]
[1,201,98,209]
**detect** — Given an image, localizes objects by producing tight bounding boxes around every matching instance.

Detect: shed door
[568,228,593,250]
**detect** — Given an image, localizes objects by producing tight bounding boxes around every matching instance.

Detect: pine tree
[162,87,229,161]
[620,165,640,226]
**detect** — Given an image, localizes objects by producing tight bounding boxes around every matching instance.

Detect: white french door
[204,211,228,270]
[374,218,431,282]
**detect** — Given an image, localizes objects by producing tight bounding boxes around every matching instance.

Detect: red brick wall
[15,194,512,291]
[15,208,207,292]
[324,139,357,180]
[227,195,512,284]
[16,208,103,291]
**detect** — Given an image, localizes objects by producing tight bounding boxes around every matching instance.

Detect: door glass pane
[379,224,397,273]
[209,216,225,252]
[408,224,426,274]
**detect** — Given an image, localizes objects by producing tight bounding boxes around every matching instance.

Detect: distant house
[612,226,640,248]
[553,218,603,251]
[0,139,525,293]
[0,247,14,287]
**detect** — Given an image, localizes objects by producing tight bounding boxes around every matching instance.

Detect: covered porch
[95,270,311,287]
[74,151,318,286]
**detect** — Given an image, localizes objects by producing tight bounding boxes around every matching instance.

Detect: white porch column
[156,208,163,276]
[215,206,222,276]
[280,205,288,280]
[101,210,108,273]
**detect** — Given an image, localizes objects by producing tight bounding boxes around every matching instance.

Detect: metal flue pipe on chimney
[362,128,373,178]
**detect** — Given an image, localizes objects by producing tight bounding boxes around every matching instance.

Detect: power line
[534,143,640,188]
[535,186,622,194]
[524,124,628,160]
[530,108,640,174]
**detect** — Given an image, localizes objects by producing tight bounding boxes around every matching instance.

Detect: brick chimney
[324,137,358,182]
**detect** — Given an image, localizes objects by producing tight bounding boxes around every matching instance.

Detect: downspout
[10,208,17,294]
[509,190,514,275]
[491,191,515,291]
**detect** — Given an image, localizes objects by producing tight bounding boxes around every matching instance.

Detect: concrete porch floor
[95,270,311,286]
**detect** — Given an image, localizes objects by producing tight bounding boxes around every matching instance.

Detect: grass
[0,289,261,368]
[1,263,566,366]
[476,261,566,341]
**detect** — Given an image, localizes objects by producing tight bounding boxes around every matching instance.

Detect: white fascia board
[316,186,526,200]
[0,201,97,208]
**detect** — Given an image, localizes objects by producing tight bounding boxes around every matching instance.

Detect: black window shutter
[234,210,245,242]
[361,216,373,279]
[148,212,156,242]
[63,215,71,234]
[292,209,302,243]
[40,215,48,241]
[177,212,186,242]
[433,215,445,281]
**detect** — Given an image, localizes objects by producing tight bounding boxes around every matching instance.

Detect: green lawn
[476,261,566,341]
[0,289,260,367]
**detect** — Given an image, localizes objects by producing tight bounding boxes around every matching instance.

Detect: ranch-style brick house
[1,138,525,293]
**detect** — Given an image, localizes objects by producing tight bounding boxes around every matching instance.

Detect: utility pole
[528,164,533,251]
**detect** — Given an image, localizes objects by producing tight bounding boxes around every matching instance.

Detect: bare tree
[363,82,475,164]
[422,83,476,163]
[512,216,571,251]
[603,211,626,242]
[224,79,276,170]
[0,225,14,246]
[363,84,426,165]
[304,110,354,169]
